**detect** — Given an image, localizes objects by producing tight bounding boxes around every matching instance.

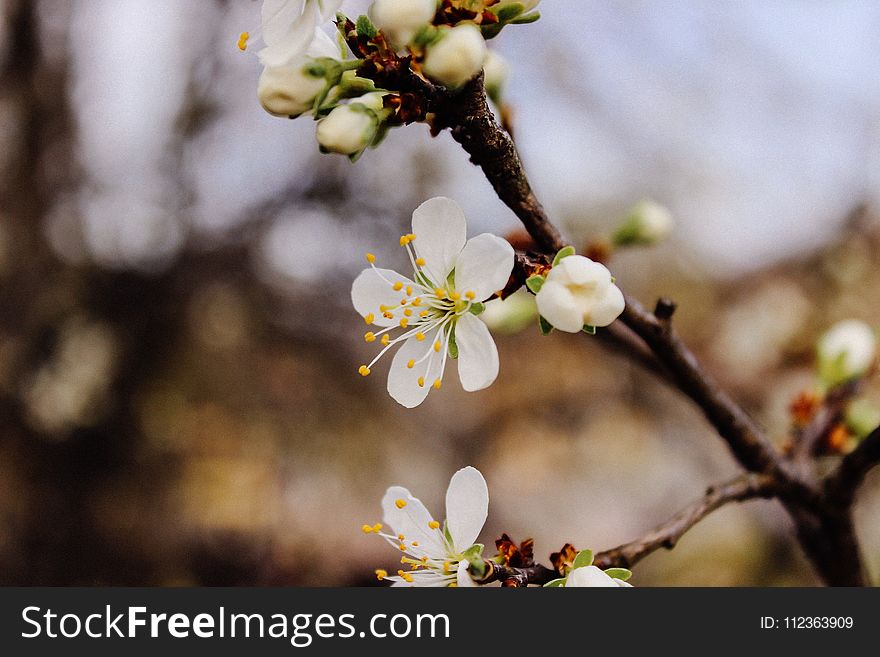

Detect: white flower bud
[370,0,437,48]
[613,200,674,246]
[315,93,386,155]
[566,565,632,588]
[535,255,625,332]
[483,50,510,102]
[258,62,326,117]
[423,23,488,88]
[817,319,876,387]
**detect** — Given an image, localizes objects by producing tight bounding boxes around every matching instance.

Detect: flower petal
[457,560,477,587]
[455,313,499,392]
[445,466,488,552]
[259,0,319,68]
[381,485,447,556]
[387,331,444,408]
[453,233,514,301]
[584,283,625,327]
[557,255,611,289]
[410,197,467,288]
[351,268,417,328]
[306,27,339,58]
[565,565,619,587]
[535,280,583,333]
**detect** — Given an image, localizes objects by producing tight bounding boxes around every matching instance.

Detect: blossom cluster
[364,466,634,587]
[241,1,540,159]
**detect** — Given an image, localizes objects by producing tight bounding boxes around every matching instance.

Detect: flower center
[358,234,478,390]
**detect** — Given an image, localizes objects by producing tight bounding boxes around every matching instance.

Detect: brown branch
[433,75,566,255]
[593,474,776,569]
[617,298,796,482]
[471,561,558,587]
[825,426,880,508]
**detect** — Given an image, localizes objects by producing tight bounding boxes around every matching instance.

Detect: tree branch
[593,473,776,569]
[825,426,880,507]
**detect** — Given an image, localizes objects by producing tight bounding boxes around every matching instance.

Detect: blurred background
[1,0,879,586]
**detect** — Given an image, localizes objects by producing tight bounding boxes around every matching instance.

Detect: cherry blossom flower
[535,254,625,333]
[565,565,633,588]
[364,466,489,587]
[239,0,343,68]
[817,319,877,388]
[351,197,514,408]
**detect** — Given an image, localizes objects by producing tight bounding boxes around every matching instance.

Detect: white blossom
[257,31,338,117]
[535,255,625,333]
[423,23,488,88]
[351,197,513,408]
[365,466,489,587]
[614,200,674,246]
[316,92,387,155]
[817,319,877,387]
[369,0,437,48]
[565,565,632,588]
[239,0,343,68]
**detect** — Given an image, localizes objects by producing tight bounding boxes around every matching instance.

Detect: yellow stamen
[398,544,407,551]
[393,281,403,291]
[416,332,426,341]
[433,379,442,390]
[364,332,376,343]
[450,291,461,301]
[419,310,429,318]
[380,304,390,312]
[400,299,407,305]
[412,297,422,306]
[406,285,413,296]
[466,290,476,300]
[365,252,376,264]
[399,235,410,247]
[412,541,419,547]
[399,570,414,583]
[383,311,394,319]
[237,32,250,51]
[407,233,416,242]
[448,583,457,588]
[428,520,440,530]
[443,562,451,574]
[417,377,425,388]
[398,534,405,541]
[415,258,426,266]
[404,309,413,317]
[362,524,374,533]
[373,523,383,532]
[358,365,371,377]
[395,499,407,509]
[434,288,446,299]
[375,569,387,581]
[407,359,415,369]
[364,313,375,325]
[400,318,409,328]
[434,341,441,353]
[381,334,391,346]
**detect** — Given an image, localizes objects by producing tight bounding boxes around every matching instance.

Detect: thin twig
[593,473,776,569]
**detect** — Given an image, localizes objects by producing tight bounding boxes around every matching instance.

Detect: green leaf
[511,11,541,25]
[552,245,576,266]
[543,578,567,588]
[461,544,484,561]
[525,274,545,294]
[582,325,597,335]
[468,302,485,316]
[603,568,632,581]
[493,3,526,22]
[412,24,442,48]
[538,315,554,335]
[355,14,377,39]
[447,329,459,359]
[572,549,594,569]
[467,558,487,579]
